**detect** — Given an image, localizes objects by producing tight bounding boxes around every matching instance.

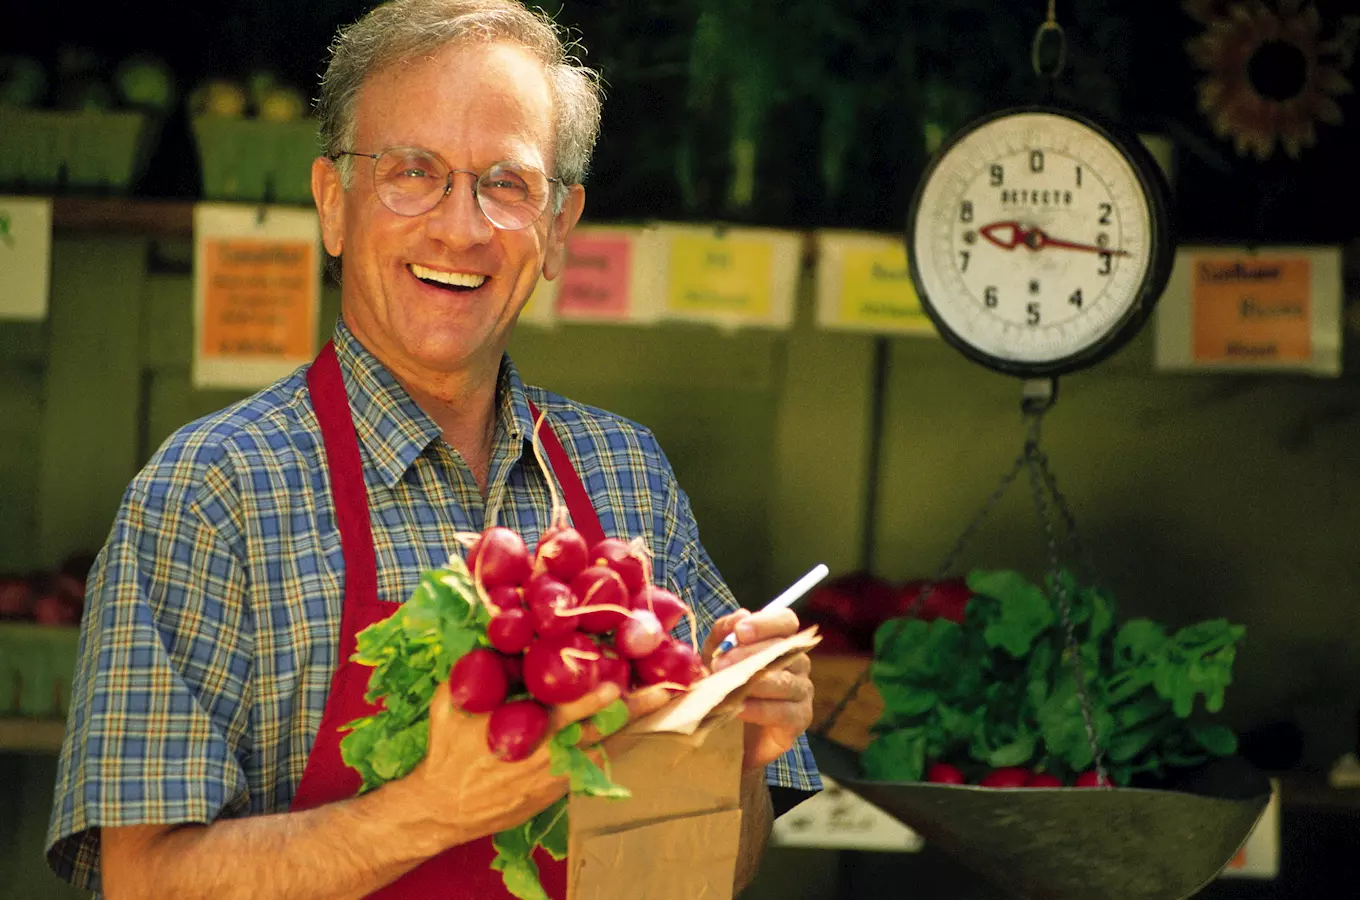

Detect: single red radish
[632,585,688,633]
[473,526,532,589]
[596,652,632,695]
[925,762,966,785]
[448,649,509,714]
[978,767,1030,788]
[486,699,550,762]
[534,524,590,583]
[525,575,579,637]
[614,609,665,659]
[523,632,602,705]
[1026,772,1064,788]
[487,584,524,613]
[488,607,535,653]
[499,651,524,686]
[1074,771,1113,788]
[589,538,647,595]
[632,638,704,688]
[570,566,631,633]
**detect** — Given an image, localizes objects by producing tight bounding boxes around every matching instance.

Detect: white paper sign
[0,197,53,321]
[654,223,802,331]
[814,229,936,336]
[520,226,667,328]
[771,775,925,852]
[1217,779,1279,880]
[193,203,321,389]
[1153,246,1343,377]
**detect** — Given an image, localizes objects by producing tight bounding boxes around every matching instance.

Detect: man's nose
[423,170,495,246]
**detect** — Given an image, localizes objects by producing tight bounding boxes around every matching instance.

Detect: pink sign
[556,234,632,318]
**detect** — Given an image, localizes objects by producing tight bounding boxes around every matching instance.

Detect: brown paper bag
[568,719,745,900]
[566,627,821,900]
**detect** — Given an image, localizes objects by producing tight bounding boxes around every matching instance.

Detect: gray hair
[315,0,602,213]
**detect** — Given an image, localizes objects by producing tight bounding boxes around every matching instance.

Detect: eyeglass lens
[371,148,550,229]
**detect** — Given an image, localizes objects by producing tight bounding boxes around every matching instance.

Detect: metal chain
[815,424,1030,737]
[1035,444,1101,588]
[1024,414,1109,784]
[817,378,1111,788]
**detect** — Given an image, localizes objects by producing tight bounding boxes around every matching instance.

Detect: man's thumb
[428,679,452,728]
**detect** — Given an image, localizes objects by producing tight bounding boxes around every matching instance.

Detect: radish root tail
[530,408,569,530]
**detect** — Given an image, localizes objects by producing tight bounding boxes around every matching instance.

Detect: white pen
[716,563,830,655]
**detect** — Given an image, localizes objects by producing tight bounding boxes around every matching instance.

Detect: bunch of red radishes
[446,522,704,763]
[926,763,1112,788]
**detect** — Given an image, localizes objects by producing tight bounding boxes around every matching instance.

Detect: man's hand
[405,679,672,843]
[703,609,814,770]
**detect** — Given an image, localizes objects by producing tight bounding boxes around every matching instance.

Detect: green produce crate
[192,116,320,205]
[0,109,154,193]
[0,622,80,718]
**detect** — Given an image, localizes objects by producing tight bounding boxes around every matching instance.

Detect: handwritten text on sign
[557,234,632,317]
[1192,256,1311,363]
[840,247,929,330]
[201,239,317,358]
[667,237,772,318]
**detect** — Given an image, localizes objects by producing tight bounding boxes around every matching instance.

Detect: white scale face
[911,112,1155,368]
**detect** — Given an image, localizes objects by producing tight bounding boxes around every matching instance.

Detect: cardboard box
[569,720,745,899]
[566,627,821,900]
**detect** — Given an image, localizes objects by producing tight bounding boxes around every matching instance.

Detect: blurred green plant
[552,0,1134,230]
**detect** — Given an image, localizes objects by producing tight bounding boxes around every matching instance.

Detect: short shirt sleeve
[46,457,256,892]
[655,449,823,796]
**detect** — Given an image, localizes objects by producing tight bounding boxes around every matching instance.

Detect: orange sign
[200,238,316,358]
[1191,255,1311,363]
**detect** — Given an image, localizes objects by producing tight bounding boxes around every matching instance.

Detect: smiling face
[313,40,585,388]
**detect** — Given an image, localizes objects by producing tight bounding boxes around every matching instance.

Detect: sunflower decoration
[1185,0,1359,161]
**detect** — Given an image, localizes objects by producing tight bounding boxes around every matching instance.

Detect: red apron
[290,340,605,898]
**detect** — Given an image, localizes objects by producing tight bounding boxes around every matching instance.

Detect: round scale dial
[907,106,1173,377]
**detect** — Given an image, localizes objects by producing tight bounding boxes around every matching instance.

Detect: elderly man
[46,1,821,897]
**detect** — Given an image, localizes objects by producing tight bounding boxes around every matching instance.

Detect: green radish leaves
[341,558,489,793]
[591,698,631,738]
[493,717,633,898]
[865,568,1246,786]
[491,823,549,900]
[548,722,632,799]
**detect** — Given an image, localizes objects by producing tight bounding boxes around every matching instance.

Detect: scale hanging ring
[1031,21,1068,79]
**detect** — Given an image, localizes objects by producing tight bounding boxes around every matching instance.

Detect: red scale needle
[978,221,1128,256]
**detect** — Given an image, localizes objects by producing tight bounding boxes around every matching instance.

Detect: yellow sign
[839,246,929,329]
[1191,255,1311,363]
[667,236,772,318]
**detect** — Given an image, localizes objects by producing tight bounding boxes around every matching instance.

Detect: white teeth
[411,264,486,288]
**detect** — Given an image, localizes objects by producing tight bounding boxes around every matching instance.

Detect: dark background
[3,0,1358,245]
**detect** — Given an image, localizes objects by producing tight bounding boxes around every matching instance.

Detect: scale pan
[807,733,1272,900]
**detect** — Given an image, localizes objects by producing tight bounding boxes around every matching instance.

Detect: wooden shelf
[52,196,196,237]
[46,196,313,238]
[0,717,66,753]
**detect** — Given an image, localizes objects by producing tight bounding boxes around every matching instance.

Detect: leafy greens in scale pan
[862,568,1244,788]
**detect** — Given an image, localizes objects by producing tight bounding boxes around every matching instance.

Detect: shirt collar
[330,319,537,487]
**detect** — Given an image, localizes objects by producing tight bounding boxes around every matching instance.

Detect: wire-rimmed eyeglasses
[330,146,561,231]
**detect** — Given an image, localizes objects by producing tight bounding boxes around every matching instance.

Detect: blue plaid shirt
[46,319,820,891]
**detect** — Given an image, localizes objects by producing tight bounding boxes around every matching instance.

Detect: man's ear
[542,184,585,281]
[312,156,345,258]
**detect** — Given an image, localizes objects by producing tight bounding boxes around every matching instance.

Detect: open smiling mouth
[410,263,488,293]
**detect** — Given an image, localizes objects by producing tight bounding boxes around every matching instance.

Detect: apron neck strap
[307,342,379,659]
[525,399,606,548]
[307,342,609,636]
